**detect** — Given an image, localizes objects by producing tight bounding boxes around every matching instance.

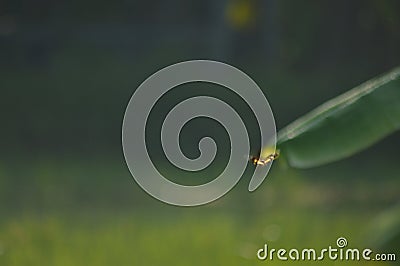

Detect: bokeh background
[1,0,400,265]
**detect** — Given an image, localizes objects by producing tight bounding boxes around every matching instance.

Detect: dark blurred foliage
[1,0,400,156]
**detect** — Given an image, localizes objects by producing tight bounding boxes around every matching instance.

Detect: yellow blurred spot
[225,0,255,29]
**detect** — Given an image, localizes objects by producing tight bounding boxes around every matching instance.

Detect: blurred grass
[0,140,399,265]
[0,207,392,266]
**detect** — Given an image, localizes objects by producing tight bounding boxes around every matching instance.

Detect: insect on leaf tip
[249,151,280,166]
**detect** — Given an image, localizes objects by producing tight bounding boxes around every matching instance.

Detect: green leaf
[272,67,400,168]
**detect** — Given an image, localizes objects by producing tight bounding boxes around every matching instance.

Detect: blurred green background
[1,0,399,265]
